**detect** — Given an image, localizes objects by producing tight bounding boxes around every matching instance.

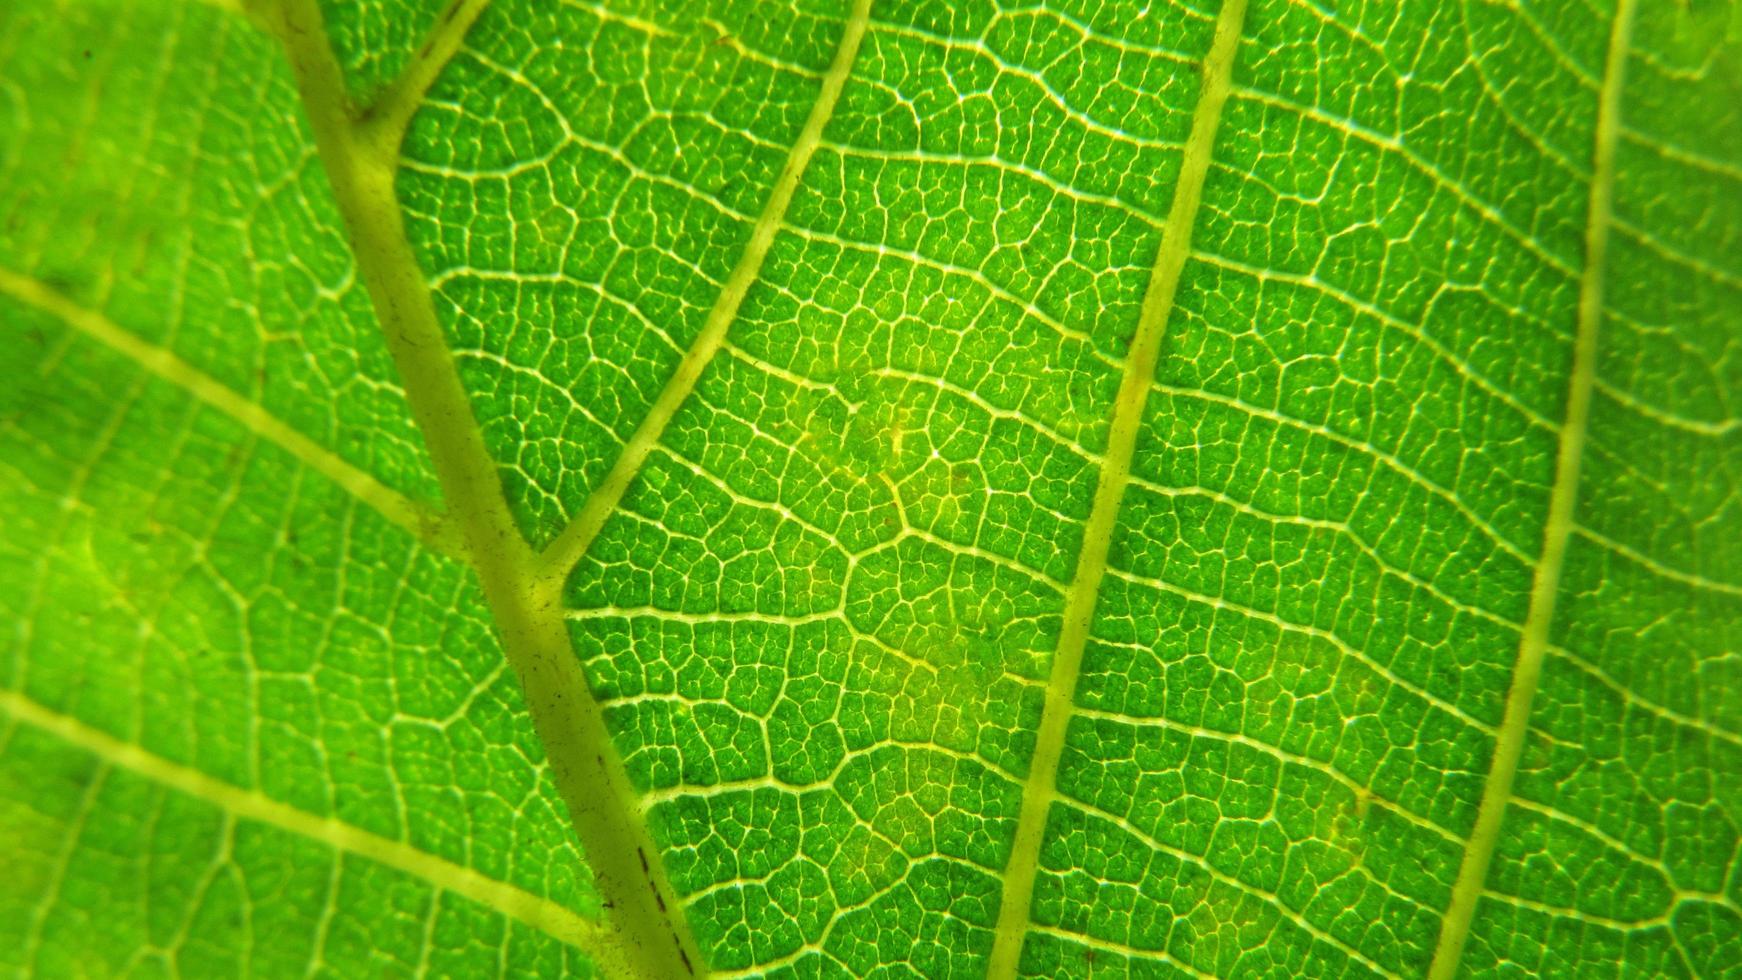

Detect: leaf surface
[1,0,1738,977]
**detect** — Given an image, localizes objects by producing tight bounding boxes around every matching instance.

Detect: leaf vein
[0,267,459,559]
[1427,2,1637,974]
[986,1,1252,974]
[0,689,630,971]
[538,0,877,585]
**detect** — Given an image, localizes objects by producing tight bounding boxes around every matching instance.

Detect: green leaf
[2,0,1738,977]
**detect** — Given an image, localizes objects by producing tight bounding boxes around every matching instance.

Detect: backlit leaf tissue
[1,0,1737,976]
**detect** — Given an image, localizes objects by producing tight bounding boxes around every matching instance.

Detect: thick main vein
[983,1,1250,975]
[0,267,458,559]
[0,689,636,974]
[536,0,875,583]
[1426,0,1635,976]
[266,0,703,975]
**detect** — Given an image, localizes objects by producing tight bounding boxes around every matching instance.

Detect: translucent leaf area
[1,0,1737,977]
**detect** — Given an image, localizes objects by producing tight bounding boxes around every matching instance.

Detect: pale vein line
[1192,248,1561,434]
[1153,380,1536,566]
[1503,795,1742,899]
[1064,794,1402,978]
[983,1,1249,976]
[782,224,1111,358]
[829,142,1160,221]
[1622,127,1742,183]
[1105,565,1497,734]
[0,267,459,559]
[538,0,875,583]
[1548,645,1742,749]
[270,0,704,970]
[1574,526,1742,597]
[867,19,1191,152]
[1480,890,1718,933]
[1485,0,1602,89]
[566,606,841,627]
[699,819,1008,979]
[1611,216,1742,292]
[358,0,495,152]
[17,747,107,971]
[643,442,858,560]
[629,736,1028,813]
[559,0,671,40]
[1072,705,1464,845]
[1231,85,1580,280]
[1593,378,1739,437]
[701,17,822,80]
[1026,925,1218,980]
[1124,474,1522,635]
[0,688,627,970]
[1427,1,1635,975]
[873,366,1102,463]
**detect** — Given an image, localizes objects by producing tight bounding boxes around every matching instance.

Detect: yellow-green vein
[0,689,636,976]
[536,0,876,584]
[1426,0,1635,975]
[356,0,495,154]
[0,266,460,559]
[984,0,1250,975]
[265,0,703,974]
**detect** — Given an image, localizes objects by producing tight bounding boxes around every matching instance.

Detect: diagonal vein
[0,688,637,974]
[267,0,705,974]
[0,266,459,559]
[983,0,1250,975]
[535,0,876,585]
[263,1,874,975]
[357,0,495,153]
[1426,0,1636,975]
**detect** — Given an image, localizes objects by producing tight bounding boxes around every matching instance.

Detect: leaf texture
[1,0,1738,977]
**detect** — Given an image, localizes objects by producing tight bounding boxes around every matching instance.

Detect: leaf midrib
[4,0,883,974]
[263,0,884,976]
[264,0,704,975]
